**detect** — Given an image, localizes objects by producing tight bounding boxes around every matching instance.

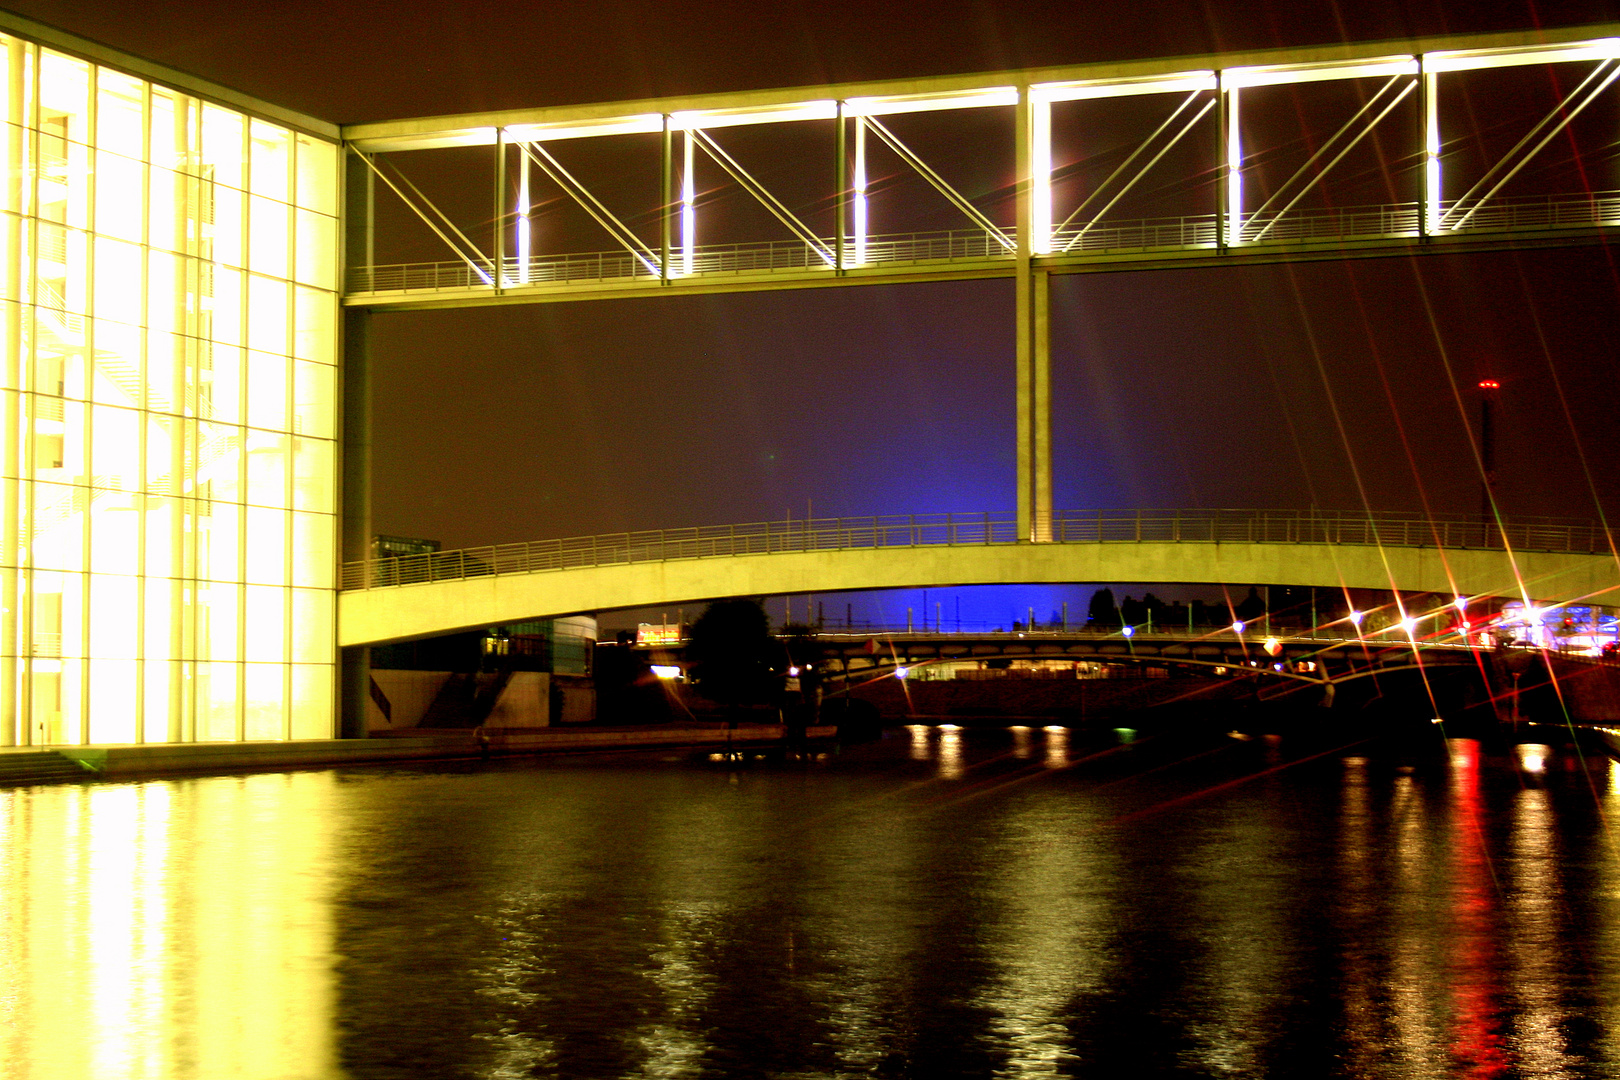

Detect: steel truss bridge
[342,24,1620,543]
[336,509,1620,646]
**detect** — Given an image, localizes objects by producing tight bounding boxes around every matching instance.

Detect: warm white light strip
[1424,69,1441,234]
[1034,72,1217,102]
[670,101,839,130]
[516,149,530,283]
[681,131,695,276]
[1424,39,1620,73]
[504,114,664,142]
[845,87,1019,117]
[1226,85,1243,246]
[1031,94,1052,254]
[853,119,867,266]
[1224,56,1418,88]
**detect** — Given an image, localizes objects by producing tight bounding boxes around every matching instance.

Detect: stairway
[0,751,94,786]
[415,669,514,728]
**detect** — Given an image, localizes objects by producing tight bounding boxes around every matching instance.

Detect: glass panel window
[207,184,243,268]
[243,587,285,662]
[291,438,331,513]
[89,401,140,480]
[200,502,241,584]
[94,68,146,159]
[94,150,145,242]
[290,511,333,589]
[290,589,331,663]
[248,120,290,203]
[87,658,137,742]
[207,266,243,346]
[91,237,143,325]
[243,662,284,739]
[294,135,336,215]
[39,52,91,144]
[292,360,333,437]
[290,663,333,739]
[87,572,139,654]
[202,343,243,424]
[246,350,287,432]
[248,195,289,279]
[292,286,333,363]
[195,421,242,503]
[90,320,143,407]
[200,660,239,741]
[293,209,334,290]
[31,482,86,571]
[148,88,193,172]
[243,505,286,585]
[245,431,286,508]
[200,105,244,191]
[245,274,287,355]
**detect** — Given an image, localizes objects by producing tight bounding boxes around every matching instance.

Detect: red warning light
[1478,380,1499,390]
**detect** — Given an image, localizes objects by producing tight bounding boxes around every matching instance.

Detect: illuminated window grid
[0,37,338,747]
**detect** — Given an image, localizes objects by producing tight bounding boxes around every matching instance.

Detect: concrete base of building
[5,723,838,785]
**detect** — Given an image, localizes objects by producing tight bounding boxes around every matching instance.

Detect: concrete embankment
[0,723,836,785]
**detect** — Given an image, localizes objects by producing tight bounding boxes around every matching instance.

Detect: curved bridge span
[338,511,1620,646]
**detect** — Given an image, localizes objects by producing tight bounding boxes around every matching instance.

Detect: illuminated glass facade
[0,34,339,745]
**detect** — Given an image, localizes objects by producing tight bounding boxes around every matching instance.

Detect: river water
[4,724,1620,1079]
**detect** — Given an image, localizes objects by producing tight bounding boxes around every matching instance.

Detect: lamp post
[1478,379,1499,528]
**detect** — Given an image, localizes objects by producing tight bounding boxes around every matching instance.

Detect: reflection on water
[1042,725,1068,769]
[1,775,337,1080]
[4,727,1620,1079]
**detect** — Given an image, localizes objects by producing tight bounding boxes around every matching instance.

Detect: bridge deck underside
[337,540,1620,646]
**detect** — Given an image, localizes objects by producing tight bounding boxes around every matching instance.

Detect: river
[4,723,1619,1078]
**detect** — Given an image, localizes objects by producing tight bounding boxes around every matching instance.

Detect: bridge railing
[340,509,1611,591]
[346,192,1620,296]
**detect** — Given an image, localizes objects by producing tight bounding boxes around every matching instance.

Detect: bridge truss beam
[339,24,1620,552]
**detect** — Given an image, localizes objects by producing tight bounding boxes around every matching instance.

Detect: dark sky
[20,1,1620,625]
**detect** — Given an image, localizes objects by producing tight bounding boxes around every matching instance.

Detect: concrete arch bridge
[338,509,1620,647]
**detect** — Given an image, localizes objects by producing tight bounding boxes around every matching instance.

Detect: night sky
[20,0,1620,626]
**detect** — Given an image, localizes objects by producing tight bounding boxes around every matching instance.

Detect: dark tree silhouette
[687,599,777,708]
[1087,587,1120,627]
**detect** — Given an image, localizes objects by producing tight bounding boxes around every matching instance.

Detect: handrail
[345,190,1620,297]
[340,508,1612,591]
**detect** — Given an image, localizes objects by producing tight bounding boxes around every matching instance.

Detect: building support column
[1015,87,1052,542]
[339,306,372,738]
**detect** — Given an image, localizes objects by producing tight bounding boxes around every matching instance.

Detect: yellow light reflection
[907,723,930,761]
[1010,725,1032,760]
[0,776,338,1079]
[1043,726,1068,769]
[938,726,964,780]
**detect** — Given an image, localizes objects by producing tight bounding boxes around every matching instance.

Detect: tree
[1235,587,1267,623]
[687,599,777,708]
[1087,587,1120,627]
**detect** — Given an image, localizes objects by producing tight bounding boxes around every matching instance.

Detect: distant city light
[1231,620,1245,634]
[894,666,910,679]
[1263,636,1282,656]
[651,665,682,680]
[1400,617,1418,636]
[1348,610,1364,626]
[1121,625,1135,637]
[1478,379,1500,390]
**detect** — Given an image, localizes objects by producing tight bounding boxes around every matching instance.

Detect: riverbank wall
[0,723,835,786]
